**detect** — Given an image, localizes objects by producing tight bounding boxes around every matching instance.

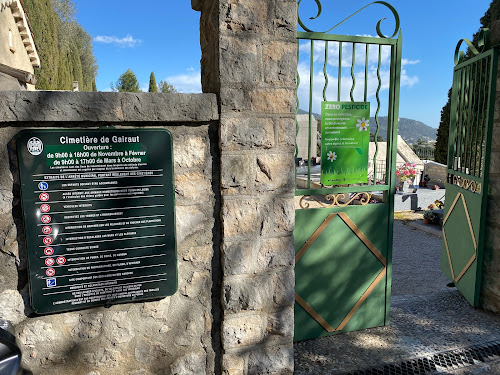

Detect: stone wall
[0,91,222,375]
[195,1,297,374]
[482,54,500,313]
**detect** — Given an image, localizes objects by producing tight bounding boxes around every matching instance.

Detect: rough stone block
[273,0,297,38]
[266,306,294,339]
[173,135,207,169]
[247,344,293,374]
[141,297,171,322]
[71,312,104,341]
[221,0,268,33]
[220,87,250,112]
[220,36,259,84]
[273,269,295,308]
[104,311,135,345]
[222,353,246,375]
[256,236,294,272]
[222,198,269,237]
[273,197,295,234]
[175,171,213,202]
[221,117,275,150]
[263,41,297,84]
[222,313,266,349]
[278,117,296,150]
[0,253,18,292]
[170,351,207,375]
[0,289,25,324]
[250,88,296,114]
[223,240,256,276]
[84,347,122,368]
[0,92,219,123]
[176,205,212,245]
[255,154,294,192]
[223,274,273,312]
[221,154,251,193]
[182,245,213,270]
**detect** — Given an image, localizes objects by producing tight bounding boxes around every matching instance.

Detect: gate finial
[454,28,491,66]
[297,0,400,38]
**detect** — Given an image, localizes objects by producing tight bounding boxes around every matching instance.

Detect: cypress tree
[92,80,97,92]
[148,72,158,92]
[116,69,140,92]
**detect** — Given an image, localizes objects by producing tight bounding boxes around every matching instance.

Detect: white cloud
[165,71,202,93]
[297,60,418,116]
[93,34,142,48]
[402,58,420,66]
[299,40,392,68]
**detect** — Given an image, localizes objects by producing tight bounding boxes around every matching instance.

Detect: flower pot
[424,218,430,225]
[398,180,413,193]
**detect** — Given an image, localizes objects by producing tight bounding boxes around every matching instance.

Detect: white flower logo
[356,117,369,132]
[327,151,337,162]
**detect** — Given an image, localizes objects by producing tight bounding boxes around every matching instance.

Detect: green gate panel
[441,41,498,307]
[441,185,482,306]
[294,204,389,341]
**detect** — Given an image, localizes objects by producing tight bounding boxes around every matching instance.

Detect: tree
[148,72,158,92]
[158,80,177,93]
[23,0,97,91]
[114,69,140,92]
[435,0,500,165]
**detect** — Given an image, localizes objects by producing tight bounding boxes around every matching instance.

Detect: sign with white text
[17,129,177,314]
[321,101,370,185]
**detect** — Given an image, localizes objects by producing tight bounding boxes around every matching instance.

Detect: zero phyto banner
[321,101,370,185]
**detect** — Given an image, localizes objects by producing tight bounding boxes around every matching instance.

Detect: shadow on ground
[294,220,500,374]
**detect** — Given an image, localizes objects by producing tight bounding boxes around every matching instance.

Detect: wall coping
[0,91,219,124]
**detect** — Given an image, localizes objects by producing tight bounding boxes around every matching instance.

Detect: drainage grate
[347,340,500,375]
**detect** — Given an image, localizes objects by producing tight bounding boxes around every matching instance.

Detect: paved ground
[294,220,500,374]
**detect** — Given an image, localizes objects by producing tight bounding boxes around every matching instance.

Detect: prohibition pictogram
[41,215,51,224]
[46,268,55,277]
[43,236,53,245]
[40,204,50,213]
[44,247,54,256]
[42,226,52,235]
[56,257,66,265]
[39,192,49,201]
[45,258,55,267]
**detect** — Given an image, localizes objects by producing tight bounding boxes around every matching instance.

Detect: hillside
[297,110,437,144]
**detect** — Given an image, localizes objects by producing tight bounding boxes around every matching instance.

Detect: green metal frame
[441,30,497,306]
[294,2,402,341]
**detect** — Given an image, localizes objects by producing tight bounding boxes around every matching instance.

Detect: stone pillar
[482,54,500,313]
[194,1,297,373]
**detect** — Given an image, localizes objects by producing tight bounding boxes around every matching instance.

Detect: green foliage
[435,89,452,164]
[435,0,500,164]
[23,0,97,91]
[369,133,384,142]
[158,80,177,93]
[115,69,140,92]
[148,72,158,92]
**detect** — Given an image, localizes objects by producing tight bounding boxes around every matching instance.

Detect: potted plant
[423,210,439,225]
[396,163,418,193]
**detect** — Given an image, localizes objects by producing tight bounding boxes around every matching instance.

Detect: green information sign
[16,129,177,314]
[321,101,370,185]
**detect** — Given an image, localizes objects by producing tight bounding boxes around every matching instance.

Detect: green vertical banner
[321,101,370,185]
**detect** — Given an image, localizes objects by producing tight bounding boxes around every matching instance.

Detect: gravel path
[294,220,500,374]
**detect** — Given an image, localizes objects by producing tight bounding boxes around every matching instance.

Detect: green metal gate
[441,29,498,307]
[294,1,402,341]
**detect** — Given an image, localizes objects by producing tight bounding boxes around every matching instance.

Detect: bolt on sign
[321,101,370,185]
[16,129,177,314]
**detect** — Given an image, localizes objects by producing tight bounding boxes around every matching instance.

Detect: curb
[407,220,443,237]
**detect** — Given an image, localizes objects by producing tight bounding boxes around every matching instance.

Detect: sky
[73,0,493,129]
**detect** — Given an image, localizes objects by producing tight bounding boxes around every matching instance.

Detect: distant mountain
[297,109,437,144]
